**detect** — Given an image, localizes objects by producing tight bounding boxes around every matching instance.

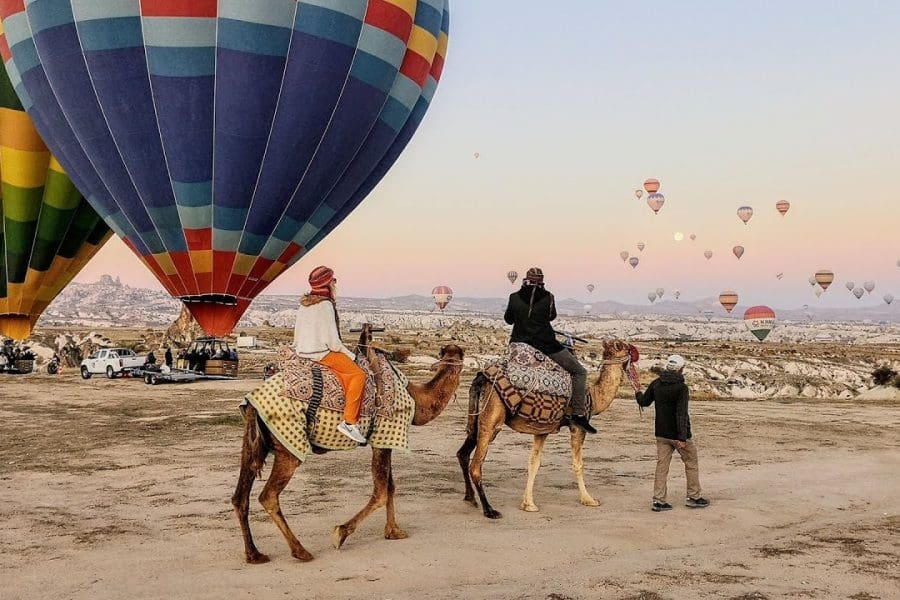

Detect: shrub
[389,348,411,363]
[871,366,897,386]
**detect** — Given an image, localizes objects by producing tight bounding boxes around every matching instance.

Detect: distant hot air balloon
[700,309,714,323]
[808,276,818,287]
[814,270,835,291]
[587,284,595,293]
[775,200,791,216]
[704,250,713,260]
[637,242,646,252]
[648,292,657,304]
[432,286,453,311]
[674,290,681,300]
[473,152,480,159]
[647,193,666,214]
[635,189,643,200]
[737,206,754,225]
[0,0,452,336]
[863,281,876,294]
[690,234,697,241]
[853,287,865,300]
[814,288,823,298]
[845,281,856,292]
[732,246,745,260]
[620,251,630,262]
[884,294,894,305]
[507,271,518,285]
[584,304,592,314]
[674,232,684,242]
[0,59,112,340]
[643,178,660,194]
[719,291,739,313]
[629,257,640,269]
[744,305,776,342]
[656,287,665,299]
[776,272,784,280]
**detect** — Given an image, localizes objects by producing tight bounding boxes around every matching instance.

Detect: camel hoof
[246,551,270,565]
[384,527,408,540]
[291,548,314,562]
[483,509,503,520]
[580,497,601,507]
[463,495,478,508]
[519,502,539,513]
[331,525,349,550]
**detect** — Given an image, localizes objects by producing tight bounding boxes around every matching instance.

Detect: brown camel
[232,328,464,563]
[457,340,633,518]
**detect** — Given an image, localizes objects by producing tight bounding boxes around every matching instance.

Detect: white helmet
[665,355,686,371]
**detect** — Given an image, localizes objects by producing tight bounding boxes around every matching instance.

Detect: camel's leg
[231,413,269,564]
[469,394,506,519]
[258,446,312,561]
[383,457,408,540]
[332,447,391,549]
[571,427,600,507]
[457,430,478,507]
[520,434,548,512]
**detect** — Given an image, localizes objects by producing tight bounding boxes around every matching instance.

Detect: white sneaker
[338,421,367,444]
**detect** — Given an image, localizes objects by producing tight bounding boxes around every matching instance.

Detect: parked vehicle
[80,348,146,379]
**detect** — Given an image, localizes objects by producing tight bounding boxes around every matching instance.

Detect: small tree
[872,365,898,386]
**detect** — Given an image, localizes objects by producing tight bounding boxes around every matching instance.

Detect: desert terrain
[1,325,898,600]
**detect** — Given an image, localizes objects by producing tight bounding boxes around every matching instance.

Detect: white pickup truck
[80,348,146,379]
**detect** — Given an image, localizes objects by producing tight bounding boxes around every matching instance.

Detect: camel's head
[435,344,465,373]
[602,339,631,361]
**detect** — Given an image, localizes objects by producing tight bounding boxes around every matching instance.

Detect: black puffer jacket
[504,285,564,356]
[637,370,692,441]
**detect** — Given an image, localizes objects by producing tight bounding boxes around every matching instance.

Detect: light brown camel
[232,327,463,563]
[457,340,633,518]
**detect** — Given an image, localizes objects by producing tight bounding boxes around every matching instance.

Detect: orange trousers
[320,352,367,424]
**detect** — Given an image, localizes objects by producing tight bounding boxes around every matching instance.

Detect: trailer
[135,366,236,385]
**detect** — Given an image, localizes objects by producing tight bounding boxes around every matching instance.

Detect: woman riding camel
[293,266,368,444]
[504,267,596,434]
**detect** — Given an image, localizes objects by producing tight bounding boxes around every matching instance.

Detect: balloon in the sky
[689,234,697,241]
[620,251,630,262]
[845,281,855,292]
[852,287,865,300]
[473,152,480,159]
[814,288,823,299]
[808,276,818,287]
[674,290,681,300]
[704,250,713,260]
[776,272,784,280]
[743,305,776,342]
[814,270,835,291]
[507,271,518,285]
[0,59,111,340]
[674,232,684,242]
[648,292,657,304]
[635,189,643,200]
[643,178,660,193]
[637,242,646,252]
[864,281,876,294]
[583,304,592,314]
[646,193,666,214]
[629,257,640,269]
[737,206,754,225]
[732,246,745,260]
[0,0,451,336]
[883,294,894,305]
[587,284,595,293]
[719,290,739,313]
[775,200,791,216]
[655,287,665,299]
[432,286,453,311]
[700,308,714,323]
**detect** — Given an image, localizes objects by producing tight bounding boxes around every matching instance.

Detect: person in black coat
[637,354,709,511]
[164,347,173,368]
[504,267,595,434]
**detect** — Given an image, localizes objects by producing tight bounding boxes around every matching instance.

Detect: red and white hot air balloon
[775,200,790,216]
[732,246,745,260]
[643,178,660,193]
[719,290,739,313]
[744,305,776,341]
[432,286,453,311]
[737,206,754,225]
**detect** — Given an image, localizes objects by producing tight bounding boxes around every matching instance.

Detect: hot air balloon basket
[240,351,413,462]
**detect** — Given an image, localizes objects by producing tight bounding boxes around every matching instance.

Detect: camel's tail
[466,373,488,435]
[241,405,272,479]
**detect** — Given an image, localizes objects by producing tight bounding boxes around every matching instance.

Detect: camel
[232,325,464,563]
[457,340,633,518]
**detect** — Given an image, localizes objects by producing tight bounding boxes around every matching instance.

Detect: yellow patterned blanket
[241,365,415,463]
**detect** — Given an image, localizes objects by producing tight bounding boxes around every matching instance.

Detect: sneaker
[685,497,710,508]
[652,501,673,512]
[337,421,367,444]
[570,415,598,435]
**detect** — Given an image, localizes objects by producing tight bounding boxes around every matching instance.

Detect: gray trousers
[547,349,588,416]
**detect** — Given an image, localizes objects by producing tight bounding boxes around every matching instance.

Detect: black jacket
[504,286,564,356]
[637,371,692,441]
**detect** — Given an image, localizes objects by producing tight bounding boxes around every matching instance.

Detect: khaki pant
[654,437,701,503]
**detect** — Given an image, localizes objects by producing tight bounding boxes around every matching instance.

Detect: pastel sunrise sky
[76,1,900,309]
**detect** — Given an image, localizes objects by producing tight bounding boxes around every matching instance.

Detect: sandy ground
[1,369,898,600]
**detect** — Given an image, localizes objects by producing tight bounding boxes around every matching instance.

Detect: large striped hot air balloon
[431,285,452,311]
[775,200,790,216]
[0,55,110,340]
[0,0,450,336]
[814,269,835,291]
[719,290,739,313]
[643,178,660,194]
[743,305,776,342]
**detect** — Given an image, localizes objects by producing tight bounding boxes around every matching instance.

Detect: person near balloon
[293,266,368,444]
[503,267,596,434]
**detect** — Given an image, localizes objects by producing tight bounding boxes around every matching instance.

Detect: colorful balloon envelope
[0,58,111,340]
[643,178,660,193]
[646,193,665,214]
[704,250,713,260]
[743,305,776,342]
[814,270,834,291]
[629,257,640,269]
[864,281,876,294]
[432,286,453,311]
[775,200,790,216]
[885,294,894,305]
[619,251,629,262]
[0,0,451,336]
[732,245,745,260]
[853,287,865,299]
[737,206,754,224]
[507,271,518,285]
[719,291,739,313]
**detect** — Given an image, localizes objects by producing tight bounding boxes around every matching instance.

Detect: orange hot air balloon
[732,246,745,260]
[814,269,835,291]
[432,286,453,311]
[775,200,790,216]
[643,178,660,193]
[737,206,754,224]
[646,193,666,214]
[719,290,739,313]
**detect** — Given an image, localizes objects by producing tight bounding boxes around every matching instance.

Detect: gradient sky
[76,1,900,309]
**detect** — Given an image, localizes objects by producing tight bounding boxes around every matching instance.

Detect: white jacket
[293,300,355,361]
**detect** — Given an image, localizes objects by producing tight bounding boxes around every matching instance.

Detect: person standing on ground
[164,347,173,368]
[637,354,709,512]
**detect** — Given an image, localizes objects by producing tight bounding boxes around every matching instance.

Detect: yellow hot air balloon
[814,270,835,291]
